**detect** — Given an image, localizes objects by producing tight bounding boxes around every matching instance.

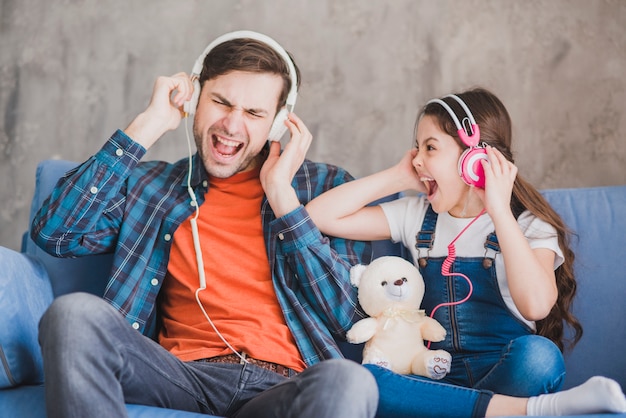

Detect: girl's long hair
[421,87,582,351]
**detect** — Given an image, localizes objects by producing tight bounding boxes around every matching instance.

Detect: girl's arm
[306,149,424,241]
[478,146,558,321]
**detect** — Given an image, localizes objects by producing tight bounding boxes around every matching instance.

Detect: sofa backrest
[542,185,626,390]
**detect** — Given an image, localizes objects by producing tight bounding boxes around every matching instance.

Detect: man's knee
[39,292,119,347]
[312,359,378,411]
[41,293,104,327]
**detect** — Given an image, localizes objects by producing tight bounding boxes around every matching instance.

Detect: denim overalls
[414,205,564,396]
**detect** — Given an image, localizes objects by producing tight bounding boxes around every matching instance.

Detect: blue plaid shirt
[31,129,371,366]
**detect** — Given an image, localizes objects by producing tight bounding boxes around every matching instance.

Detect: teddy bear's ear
[349,264,368,287]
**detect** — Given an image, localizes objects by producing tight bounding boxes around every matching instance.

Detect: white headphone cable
[183,115,248,364]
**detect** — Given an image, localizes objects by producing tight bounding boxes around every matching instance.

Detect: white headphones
[181,31,300,363]
[183,30,298,142]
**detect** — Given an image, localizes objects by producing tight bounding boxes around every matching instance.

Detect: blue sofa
[1,159,625,417]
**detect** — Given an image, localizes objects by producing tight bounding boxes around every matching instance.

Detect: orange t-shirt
[158,167,305,372]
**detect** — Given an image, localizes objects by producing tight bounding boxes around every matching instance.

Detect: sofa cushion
[0,385,218,417]
[0,247,53,388]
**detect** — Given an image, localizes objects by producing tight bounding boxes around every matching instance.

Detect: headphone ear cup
[183,78,202,116]
[267,108,289,142]
[458,147,488,188]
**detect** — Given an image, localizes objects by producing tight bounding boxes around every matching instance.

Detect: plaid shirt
[32,130,371,366]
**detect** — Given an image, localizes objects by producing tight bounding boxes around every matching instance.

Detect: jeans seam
[473,347,510,390]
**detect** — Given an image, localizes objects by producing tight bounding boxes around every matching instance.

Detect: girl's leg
[364,364,493,418]
[474,335,564,396]
[366,362,626,417]
[526,376,626,416]
[487,376,626,416]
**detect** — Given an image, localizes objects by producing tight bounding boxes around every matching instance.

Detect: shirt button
[164,233,172,241]
[115,149,124,157]
[202,180,208,187]
[190,200,197,207]
[151,278,159,286]
[131,322,140,330]
[90,186,98,194]
[278,233,285,240]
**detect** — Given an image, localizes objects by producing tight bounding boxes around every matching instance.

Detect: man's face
[192,70,283,178]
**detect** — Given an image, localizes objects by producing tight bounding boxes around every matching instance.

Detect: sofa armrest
[0,247,53,388]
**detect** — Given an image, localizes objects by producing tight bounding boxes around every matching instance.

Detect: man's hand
[124,72,194,149]
[260,113,313,217]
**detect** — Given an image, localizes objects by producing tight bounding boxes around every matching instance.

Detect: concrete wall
[1,0,625,251]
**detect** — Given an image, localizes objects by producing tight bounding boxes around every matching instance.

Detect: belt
[196,353,297,378]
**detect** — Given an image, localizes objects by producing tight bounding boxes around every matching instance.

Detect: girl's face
[412,115,475,216]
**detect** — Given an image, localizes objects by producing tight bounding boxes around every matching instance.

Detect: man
[32,31,378,418]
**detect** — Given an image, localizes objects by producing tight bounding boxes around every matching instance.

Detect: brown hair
[420,87,583,351]
[198,37,301,114]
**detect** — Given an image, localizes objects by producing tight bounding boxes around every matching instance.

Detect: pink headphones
[427,95,487,188]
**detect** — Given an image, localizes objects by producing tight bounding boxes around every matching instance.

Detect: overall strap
[415,205,438,267]
[483,206,524,268]
[483,231,500,269]
[416,204,502,269]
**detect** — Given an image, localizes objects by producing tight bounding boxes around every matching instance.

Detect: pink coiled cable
[426,208,486,349]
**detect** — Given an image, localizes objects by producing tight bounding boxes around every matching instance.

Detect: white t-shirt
[380,195,564,329]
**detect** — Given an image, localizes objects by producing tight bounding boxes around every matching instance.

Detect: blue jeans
[38,293,378,418]
[447,335,565,396]
[366,364,492,418]
[365,336,565,418]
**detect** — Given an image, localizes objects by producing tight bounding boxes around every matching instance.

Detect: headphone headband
[189,30,298,109]
[427,94,480,148]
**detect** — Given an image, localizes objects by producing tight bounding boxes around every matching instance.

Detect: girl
[305,87,626,417]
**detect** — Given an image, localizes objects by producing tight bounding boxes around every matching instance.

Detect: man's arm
[124,72,193,149]
[261,114,371,337]
[30,131,146,257]
[31,73,193,257]
[267,163,373,338]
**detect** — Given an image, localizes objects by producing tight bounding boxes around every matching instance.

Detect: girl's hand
[475,145,517,216]
[394,149,427,194]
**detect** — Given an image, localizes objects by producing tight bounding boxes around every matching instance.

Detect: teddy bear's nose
[394,277,407,286]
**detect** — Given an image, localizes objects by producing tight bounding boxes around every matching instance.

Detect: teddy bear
[347,256,451,379]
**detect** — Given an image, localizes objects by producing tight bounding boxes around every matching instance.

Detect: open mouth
[421,176,438,199]
[213,134,243,158]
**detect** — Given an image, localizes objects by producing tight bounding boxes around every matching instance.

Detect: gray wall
[1,0,625,251]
